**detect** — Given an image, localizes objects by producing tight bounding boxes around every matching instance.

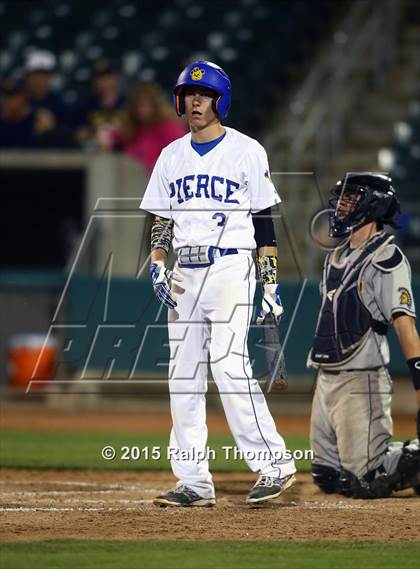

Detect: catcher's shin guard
[340,440,420,499]
[339,468,392,499]
[312,464,342,494]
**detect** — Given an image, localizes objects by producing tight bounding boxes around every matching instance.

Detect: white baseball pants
[167,252,296,498]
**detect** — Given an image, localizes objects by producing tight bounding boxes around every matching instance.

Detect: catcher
[307,172,420,499]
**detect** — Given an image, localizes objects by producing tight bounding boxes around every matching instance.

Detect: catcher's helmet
[173,60,231,119]
[328,172,400,238]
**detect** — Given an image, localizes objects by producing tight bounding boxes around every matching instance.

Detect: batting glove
[256,283,284,325]
[149,261,183,309]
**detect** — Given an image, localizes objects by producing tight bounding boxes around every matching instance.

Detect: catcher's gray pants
[310,367,402,479]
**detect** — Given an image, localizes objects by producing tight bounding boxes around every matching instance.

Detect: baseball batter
[308,173,420,498]
[140,60,296,506]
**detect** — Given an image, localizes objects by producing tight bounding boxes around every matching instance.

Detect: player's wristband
[257,255,277,285]
[407,357,420,390]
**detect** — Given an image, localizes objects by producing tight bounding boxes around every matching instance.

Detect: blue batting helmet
[173,60,231,119]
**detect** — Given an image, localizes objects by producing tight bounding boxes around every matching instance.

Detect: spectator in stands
[24,49,72,125]
[0,78,54,148]
[75,59,125,149]
[98,82,186,171]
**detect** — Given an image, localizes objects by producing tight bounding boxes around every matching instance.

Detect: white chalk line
[1,496,376,512]
[0,479,162,512]
[300,500,375,510]
[0,480,161,491]
[1,502,375,512]
[1,497,155,505]
[0,481,376,511]
[0,480,162,511]
[1,504,152,512]
[0,489,161,496]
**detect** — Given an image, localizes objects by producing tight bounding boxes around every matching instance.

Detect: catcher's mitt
[261,313,288,393]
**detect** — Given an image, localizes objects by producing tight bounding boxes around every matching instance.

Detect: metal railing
[264,0,403,277]
[266,0,401,177]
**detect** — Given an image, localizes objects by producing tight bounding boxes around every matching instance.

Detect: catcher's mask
[328,172,400,238]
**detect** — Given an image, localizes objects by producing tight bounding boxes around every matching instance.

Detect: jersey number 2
[212,212,226,227]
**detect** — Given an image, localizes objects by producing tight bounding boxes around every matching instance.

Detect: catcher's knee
[312,464,341,494]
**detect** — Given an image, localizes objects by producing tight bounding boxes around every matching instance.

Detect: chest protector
[310,232,393,367]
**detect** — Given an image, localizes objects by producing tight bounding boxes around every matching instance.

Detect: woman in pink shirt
[100,82,186,171]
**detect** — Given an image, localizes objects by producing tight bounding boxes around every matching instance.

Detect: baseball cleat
[246,474,296,505]
[153,485,216,507]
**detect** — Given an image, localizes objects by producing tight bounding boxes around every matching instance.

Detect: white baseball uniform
[140,126,296,498]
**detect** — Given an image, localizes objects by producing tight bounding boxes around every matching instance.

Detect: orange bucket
[8,334,57,389]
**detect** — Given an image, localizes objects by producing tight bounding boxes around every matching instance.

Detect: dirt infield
[2,405,419,543]
[1,469,419,543]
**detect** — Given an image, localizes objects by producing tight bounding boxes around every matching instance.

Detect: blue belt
[217,248,238,256]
